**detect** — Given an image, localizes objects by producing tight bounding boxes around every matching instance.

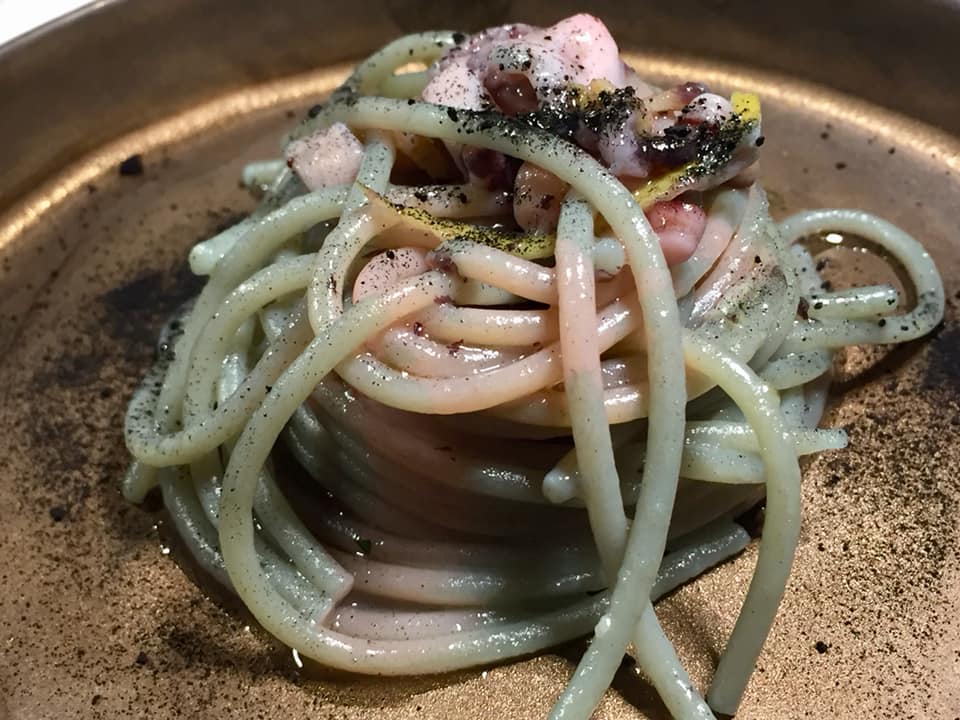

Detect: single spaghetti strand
[306,132,397,333]
[554,193,627,578]
[553,195,714,720]
[683,335,802,715]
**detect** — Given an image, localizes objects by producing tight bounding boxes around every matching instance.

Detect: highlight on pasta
[121,14,944,720]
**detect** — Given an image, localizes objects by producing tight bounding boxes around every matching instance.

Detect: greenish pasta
[122,14,944,720]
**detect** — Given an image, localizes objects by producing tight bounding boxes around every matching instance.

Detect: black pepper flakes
[814,641,829,654]
[49,505,67,522]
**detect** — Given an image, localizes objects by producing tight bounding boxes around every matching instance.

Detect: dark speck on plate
[118,154,144,176]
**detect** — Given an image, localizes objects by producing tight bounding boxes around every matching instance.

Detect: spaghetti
[122,14,944,720]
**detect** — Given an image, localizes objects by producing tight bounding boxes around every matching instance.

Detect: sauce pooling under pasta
[122,14,944,720]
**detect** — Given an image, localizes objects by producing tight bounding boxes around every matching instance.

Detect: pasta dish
[121,14,944,719]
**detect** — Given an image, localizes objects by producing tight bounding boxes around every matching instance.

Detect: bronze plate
[1,3,959,718]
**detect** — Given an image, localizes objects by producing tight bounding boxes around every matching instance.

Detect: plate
[1,2,958,718]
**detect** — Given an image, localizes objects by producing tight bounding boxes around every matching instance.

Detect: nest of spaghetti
[122,14,943,720]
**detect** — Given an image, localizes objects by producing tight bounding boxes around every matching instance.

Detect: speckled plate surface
[1,2,959,719]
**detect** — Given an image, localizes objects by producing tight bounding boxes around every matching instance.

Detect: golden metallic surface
[0,64,352,353]
[1,38,960,720]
